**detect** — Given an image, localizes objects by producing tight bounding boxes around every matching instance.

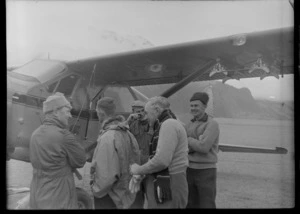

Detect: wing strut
[160,60,215,98]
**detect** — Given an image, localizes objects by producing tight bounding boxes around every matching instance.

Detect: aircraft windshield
[12,60,66,83]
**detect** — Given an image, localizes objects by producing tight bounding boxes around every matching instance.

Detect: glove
[129,175,144,193]
[129,177,140,193]
[129,177,134,192]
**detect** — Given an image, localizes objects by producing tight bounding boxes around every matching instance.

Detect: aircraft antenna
[71,64,96,134]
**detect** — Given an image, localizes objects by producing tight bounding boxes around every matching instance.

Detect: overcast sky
[6,0,294,101]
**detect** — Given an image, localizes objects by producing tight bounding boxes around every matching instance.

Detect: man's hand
[187,137,194,145]
[130,163,141,175]
[127,113,141,122]
[188,135,202,143]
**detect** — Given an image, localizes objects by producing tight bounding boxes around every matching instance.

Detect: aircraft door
[9,93,44,150]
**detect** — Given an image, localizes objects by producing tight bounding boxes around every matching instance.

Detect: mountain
[134,81,294,121]
[256,99,294,120]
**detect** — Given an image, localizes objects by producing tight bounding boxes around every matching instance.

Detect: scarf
[191,112,208,122]
[149,109,176,176]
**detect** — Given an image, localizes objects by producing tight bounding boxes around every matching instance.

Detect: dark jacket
[128,118,151,164]
[29,114,86,209]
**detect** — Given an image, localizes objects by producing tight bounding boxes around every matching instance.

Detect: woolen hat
[131,100,145,108]
[190,92,209,105]
[97,97,116,114]
[43,92,72,114]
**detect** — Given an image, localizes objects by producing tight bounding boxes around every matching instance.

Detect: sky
[6,0,294,101]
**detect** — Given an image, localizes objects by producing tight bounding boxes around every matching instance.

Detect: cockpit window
[12,60,66,83]
[55,75,79,97]
[103,86,135,112]
[47,81,58,93]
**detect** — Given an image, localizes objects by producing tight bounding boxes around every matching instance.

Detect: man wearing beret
[185,92,220,208]
[126,100,151,167]
[29,92,86,209]
[90,97,141,209]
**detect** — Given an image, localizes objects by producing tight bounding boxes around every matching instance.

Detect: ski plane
[7,26,293,166]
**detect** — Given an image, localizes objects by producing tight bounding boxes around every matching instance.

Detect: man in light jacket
[90,97,141,209]
[29,92,86,209]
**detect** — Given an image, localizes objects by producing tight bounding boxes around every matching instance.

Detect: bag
[153,175,172,204]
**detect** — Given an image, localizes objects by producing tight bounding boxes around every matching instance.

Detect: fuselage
[7,59,148,162]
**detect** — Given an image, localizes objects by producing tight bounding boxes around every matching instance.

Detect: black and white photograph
[6,0,295,209]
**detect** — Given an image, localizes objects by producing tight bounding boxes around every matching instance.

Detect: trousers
[93,195,116,209]
[186,167,217,208]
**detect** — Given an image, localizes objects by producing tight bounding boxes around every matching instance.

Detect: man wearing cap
[126,100,151,167]
[185,92,220,208]
[125,100,152,208]
[90,97,141,209]
[29,92,86,209]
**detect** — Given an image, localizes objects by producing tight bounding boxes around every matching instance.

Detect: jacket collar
[101,115,127,133]
[191,112,208,122]
[43,114,67,129]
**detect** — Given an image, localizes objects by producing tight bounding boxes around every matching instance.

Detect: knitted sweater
[136,112,189,175]
[185,114,220,169]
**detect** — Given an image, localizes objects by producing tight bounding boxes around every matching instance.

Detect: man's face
[56,106,72,126]
[132,107,146,120]
[145,104,158,126]
[190,100,206,117]
[96,108,106,124]
[132,107,144,114]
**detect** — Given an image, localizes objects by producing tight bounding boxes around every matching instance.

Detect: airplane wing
[67,27,293,88]
[219,144,288,154]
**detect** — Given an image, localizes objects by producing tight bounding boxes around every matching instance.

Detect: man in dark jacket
[29,92,86,209]
[125,100,152,208]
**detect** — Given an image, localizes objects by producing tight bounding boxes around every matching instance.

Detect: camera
[137,113,143,120]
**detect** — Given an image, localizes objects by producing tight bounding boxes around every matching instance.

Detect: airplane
[7,26,293,208]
